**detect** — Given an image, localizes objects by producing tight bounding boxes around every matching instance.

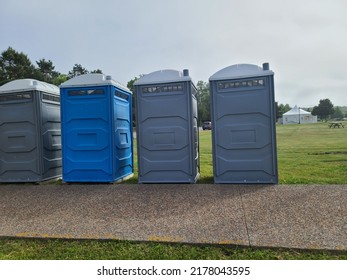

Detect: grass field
[0,122,346,260]
[198,122,347,184]
[1,238,346,260]
[276,123,347,184]
[128,122,347,184]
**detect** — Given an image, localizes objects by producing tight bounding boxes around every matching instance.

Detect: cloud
[1,0,347,106]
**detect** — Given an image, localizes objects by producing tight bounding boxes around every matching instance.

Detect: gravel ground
[0,183,346,250]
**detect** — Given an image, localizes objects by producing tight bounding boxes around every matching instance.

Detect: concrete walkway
[0,183,346,251]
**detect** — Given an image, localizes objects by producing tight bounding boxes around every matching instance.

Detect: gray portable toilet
[134,69,199,183]
[209,63,278,184]
[0,79,62,182]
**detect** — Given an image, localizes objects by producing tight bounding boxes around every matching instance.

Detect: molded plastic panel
[210,65,278,184]
[61,86,113,182]
[135,78,199,183]
[0,87,61,182]
[60,84,133,182]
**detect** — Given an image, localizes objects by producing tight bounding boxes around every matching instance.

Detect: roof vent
[262,63,270,71]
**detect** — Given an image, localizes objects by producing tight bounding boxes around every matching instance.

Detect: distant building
[282,105,317,124]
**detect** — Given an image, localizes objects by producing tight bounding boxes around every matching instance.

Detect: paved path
[0,184,346,250]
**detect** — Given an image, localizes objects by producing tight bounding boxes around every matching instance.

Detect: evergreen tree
[0,47,36,85]
[35,58,59,83]
[68,64,89,78]
[90,69,103,74]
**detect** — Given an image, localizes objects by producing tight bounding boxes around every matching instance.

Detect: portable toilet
[60,74,133,182]
[134,69,199,183]
[209,63,278,184]
[0,79,62,182]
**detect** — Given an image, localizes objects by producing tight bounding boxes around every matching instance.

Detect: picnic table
[328,122,344,128]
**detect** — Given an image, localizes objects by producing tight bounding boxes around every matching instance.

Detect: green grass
[0,238,346,260]
[199,123,347,184]
[276,123,347,184]
[129,123,347,184]
[1,123,346,259]
[198,130,214,183]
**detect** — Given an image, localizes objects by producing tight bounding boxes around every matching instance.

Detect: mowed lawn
[134,122,347,184]
[276,123,347,184]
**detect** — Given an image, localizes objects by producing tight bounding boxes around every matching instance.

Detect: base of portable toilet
[209,63,278,184]
[114,173,134,183]
[0,79,62,182]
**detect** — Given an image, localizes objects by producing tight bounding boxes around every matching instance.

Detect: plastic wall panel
[135,81,199,183]
[40,100,62,180]
[60,85,133,182]
[210,74,278,184]
[0,91,61,182]
[61,87,113,182]
[113,93,133,180]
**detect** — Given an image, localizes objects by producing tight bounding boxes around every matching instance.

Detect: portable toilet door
[60,74,133,182]
[134,69,200,183]
[209,63,278,184]
[0,79,62,182]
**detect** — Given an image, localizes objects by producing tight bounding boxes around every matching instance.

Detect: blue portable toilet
[60,74,133,182]
[209,63,278,184]
[134,69,200,183]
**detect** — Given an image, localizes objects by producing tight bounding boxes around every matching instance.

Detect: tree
[311,99,335,121]
[90,69,103,74]
[0,47,105,86]
[127,76,140,126]
[51,74,68,86]
[331,106,344,120]
[127,77,138,93]
[276,103,291,120]
[196,81,210,125]
[35,58,59,83]
[0,47,36,85]
[68,64,89,78]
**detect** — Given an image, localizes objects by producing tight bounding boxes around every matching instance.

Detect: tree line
[0,47,102,86]
[1,46,345,124]
[278,99,346,121]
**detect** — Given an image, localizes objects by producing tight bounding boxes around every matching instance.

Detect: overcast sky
[1,0,346,107]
